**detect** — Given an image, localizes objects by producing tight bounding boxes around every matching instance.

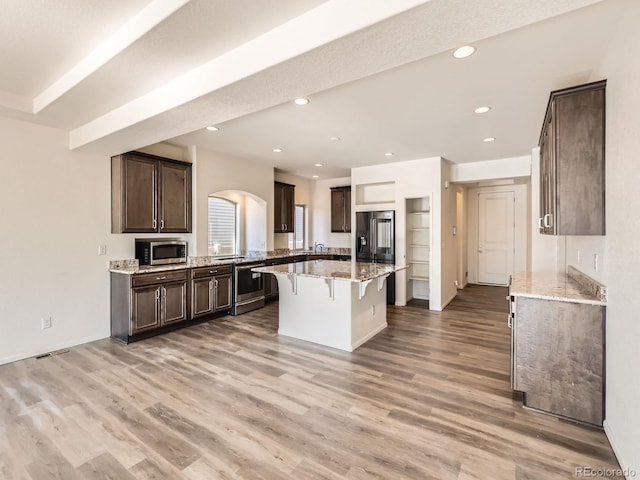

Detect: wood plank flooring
[0,285,620,479]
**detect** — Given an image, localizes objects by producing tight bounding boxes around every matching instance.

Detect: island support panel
[274,274,388,352]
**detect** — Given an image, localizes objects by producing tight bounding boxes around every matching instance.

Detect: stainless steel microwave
[135,239,187,266]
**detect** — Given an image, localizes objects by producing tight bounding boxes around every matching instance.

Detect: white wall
[451,155,531,182]
[310,177,352,249]
[466,184,529,284]
[440,159,458,307]
[0,117,134,365]
[195,148,274,255]
[351,157,455,310]
[569,3,640,472]
[274,171,313,250]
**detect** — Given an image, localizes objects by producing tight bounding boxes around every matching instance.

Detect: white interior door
[478,191,515,285]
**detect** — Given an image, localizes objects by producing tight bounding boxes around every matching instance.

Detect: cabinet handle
[209,270,217,274]
[156,276,166,280]
[160,219,165,230]
[538,217,544,230]
[543,213,552,228]
[155,288,160,300]
[209,280,213,290]
[214,279,218,288]
[152,219,157,229]
[507,314,512,328]
[162,286,166,297]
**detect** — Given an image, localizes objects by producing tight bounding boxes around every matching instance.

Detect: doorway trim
[466,183,529,285]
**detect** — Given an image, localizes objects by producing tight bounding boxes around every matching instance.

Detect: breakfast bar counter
[252,260,406,352]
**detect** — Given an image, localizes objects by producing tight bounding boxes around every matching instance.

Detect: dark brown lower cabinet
[190,265,232,318]
[111,270,188,343]
[510,295,605,426]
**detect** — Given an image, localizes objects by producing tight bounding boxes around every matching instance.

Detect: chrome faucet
[314,242,325,253]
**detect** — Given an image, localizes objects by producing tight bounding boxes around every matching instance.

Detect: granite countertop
[510,267,606,305]
[252,260,406,283]
[109,250,351,274]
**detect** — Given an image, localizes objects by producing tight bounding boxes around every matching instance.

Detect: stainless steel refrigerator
[355,210,395,303]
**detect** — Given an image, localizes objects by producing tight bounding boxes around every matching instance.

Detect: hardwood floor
[0,285,619,479]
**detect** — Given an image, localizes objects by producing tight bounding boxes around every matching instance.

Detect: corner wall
[570,3,640,472]
[310,177,352,249]
[194,148,274,255]
[0,117,133,364]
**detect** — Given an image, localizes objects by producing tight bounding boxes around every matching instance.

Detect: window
[208,197,237,256]
[288,204,305,250]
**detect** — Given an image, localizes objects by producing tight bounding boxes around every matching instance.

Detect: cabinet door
[214,274,232,311]
[555,88,605,235]
[121,155,157,233]
[159,161,191,233]
[161,281,188,325]
[514,296,604,426]
[131,286,160,334]
[274,182,295,233]
[282,184,295,233]
[192,277,214,318]
[274,182,284,232]
[344,187,351,232]
[330,189,345,232]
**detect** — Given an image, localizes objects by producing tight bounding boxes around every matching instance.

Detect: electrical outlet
[594,253,598,271]
[98,245,107,256]
[42,317,52,329]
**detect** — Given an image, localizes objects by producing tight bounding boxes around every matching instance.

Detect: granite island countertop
[252,260,406,283]
[109,250,351,274]
[510,266,606,306]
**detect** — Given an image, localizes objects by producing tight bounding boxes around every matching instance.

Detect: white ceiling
[0,0,624,179]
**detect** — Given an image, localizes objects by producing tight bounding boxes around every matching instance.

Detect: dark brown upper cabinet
[112,152,192,234]
[539,80,606,235]
[330,186,351,233]
[274,181,295,233]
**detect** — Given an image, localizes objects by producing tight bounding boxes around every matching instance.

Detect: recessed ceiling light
[474,106,491,114]
[294,98,309,105]
[483,137,496,143]
[312,175,319,179]
[205,126,219,131]
[385,152,394,157]
[314,163,324,167]
[329,136,341,141]
[453,45,476,59]
[273,148,283,153]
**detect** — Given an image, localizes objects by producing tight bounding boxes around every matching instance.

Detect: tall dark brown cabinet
[330,186,351,233]
[539,80,606,235]
[274,181,295,233]
[112,151,192,234]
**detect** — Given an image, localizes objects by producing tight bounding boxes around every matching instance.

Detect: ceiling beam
[68,0,431,150]
[33,0,191,114]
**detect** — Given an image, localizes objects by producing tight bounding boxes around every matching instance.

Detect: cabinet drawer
[191,265,232,278]
[132,269,187,287]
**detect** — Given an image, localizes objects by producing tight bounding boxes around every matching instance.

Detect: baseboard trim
[0,334,108,366]
[604,420,633,479]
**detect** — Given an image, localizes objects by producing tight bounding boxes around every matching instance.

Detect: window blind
[208,197,237,255]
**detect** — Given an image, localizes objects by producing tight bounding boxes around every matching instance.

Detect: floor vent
[35,349,70,359]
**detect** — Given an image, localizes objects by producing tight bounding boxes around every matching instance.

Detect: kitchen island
[252,260,406,352]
